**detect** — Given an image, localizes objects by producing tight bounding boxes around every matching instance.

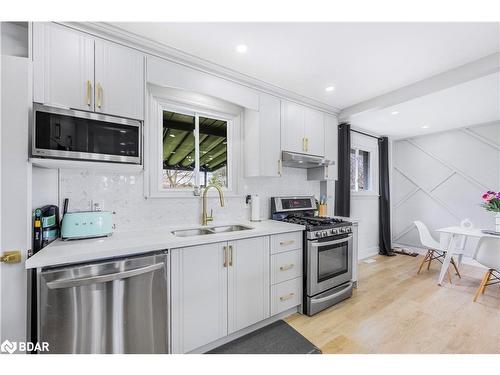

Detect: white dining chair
[472,237,500,302]
[414,221,461,282]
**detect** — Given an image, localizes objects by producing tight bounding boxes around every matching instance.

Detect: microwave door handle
[46,263,164,289]
[310,235,352,248]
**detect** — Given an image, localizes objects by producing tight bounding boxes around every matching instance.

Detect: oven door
[307,234,353,296]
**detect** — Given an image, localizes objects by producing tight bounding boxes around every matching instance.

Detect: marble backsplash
[59,167,320,232]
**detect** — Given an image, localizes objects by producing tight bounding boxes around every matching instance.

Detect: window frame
[350,132,379,197]
[147,95,237,198]
[351,148,372,193]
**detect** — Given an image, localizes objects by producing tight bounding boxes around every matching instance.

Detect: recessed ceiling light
[325,86,335,92]
[236,44,248,53]
[421,125,430,129]
[391,111,399,115]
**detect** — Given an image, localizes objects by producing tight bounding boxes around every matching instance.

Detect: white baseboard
[358,246,379,260]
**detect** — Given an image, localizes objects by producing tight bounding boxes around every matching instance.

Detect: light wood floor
[285,254,500,354]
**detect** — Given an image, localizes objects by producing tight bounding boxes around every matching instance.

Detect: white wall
[392,122,500,256]
[350,132,380,259]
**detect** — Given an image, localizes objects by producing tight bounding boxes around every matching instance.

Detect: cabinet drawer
[271,250,302,285]
[271,232,302,254]
[271,277,302,316]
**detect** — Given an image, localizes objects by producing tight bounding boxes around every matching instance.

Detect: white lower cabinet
[271,277,303,315]
[170,242,228,354]
[228,237,270,333]
[170,236,271,353]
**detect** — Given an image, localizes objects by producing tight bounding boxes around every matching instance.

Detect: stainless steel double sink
[171,224,253,237]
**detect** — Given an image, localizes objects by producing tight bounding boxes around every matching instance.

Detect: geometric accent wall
[392,122,500,253]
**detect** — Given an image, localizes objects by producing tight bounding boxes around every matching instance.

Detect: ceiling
[111,22,499,109]
[350,72,500,139]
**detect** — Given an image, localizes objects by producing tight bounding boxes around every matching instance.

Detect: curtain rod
[350,128,382,140]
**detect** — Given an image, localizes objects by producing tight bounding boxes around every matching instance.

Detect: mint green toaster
[61,211,113,240]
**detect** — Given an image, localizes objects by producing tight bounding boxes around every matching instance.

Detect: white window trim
[145,93,240,199]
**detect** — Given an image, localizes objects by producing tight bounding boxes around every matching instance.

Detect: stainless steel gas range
[271,196,354,316]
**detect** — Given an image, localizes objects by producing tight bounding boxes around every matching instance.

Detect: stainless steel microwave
[32,104,141,164]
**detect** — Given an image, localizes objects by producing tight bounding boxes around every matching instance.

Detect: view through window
[350,148,370,192]
[162,110,228,190]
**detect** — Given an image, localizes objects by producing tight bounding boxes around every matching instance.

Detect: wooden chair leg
[450,257,461,278]
[447,268,452,284]
[418,250,430,274]
[427,250,434,270]
[482,270,492,294]
[474,270,491,302]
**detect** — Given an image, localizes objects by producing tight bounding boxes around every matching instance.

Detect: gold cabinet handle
[278,159,282,176]
[228,245,233,267]
[306,138,309,152]
[96,83,102,109]
[223,246,228,268]
[86,80,92,106]
[280,293,295,302]
[302,137,306,152]
[325,165,329,179]
[279,264,294,272]
[1,251,21,264]
[279,240,295,246]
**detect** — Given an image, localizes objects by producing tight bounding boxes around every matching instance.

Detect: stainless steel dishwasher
[38,251,169,354]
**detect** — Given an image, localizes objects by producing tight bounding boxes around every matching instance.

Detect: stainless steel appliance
[281,150,332,169]
[32,103,141,164]
[38,251,168,353]
[271,196,353,316]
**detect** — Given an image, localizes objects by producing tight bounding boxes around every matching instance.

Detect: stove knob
[346,227,351,233]
[340,227,346,233]
[322,231,328,237]
[315,232,321,238]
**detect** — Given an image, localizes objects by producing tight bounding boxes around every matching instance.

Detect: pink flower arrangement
[481,190,500,213]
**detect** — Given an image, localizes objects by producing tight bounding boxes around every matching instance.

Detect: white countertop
[25,220,305,269]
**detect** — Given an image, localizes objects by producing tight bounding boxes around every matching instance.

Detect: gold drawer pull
[223,246,228,268]
[280,293,295,302]
[86,80,92,106]
[280,264,294,271]
[280,240,295,246]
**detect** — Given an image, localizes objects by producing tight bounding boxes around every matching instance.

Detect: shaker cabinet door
[170,243,228,353]
[281,100,305,154]
[94,40,144,120]
[304,107,325,157]
[227,237,270,334]
[33,22,94,111]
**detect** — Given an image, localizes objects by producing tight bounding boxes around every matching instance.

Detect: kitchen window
[162,110,229,190]
[350,148,371,192]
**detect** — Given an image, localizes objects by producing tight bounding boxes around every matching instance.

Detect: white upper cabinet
[33,23,144,120]
[33,23,94,111]
[227,237,270,333]
[324,114,339,180]
[281,100,325,157]
[304,107,325,156]
[94,40,144,120]
[244,93,282,177]
[281,101,305,154]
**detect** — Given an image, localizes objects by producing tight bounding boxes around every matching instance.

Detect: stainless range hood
[281,151,331,169]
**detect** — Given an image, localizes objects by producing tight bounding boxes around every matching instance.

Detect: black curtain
[378,137,394,256]
[334,123,351,217]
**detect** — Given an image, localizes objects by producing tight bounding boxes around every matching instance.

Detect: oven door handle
[311,282,353,304]
[310,235,352,247]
